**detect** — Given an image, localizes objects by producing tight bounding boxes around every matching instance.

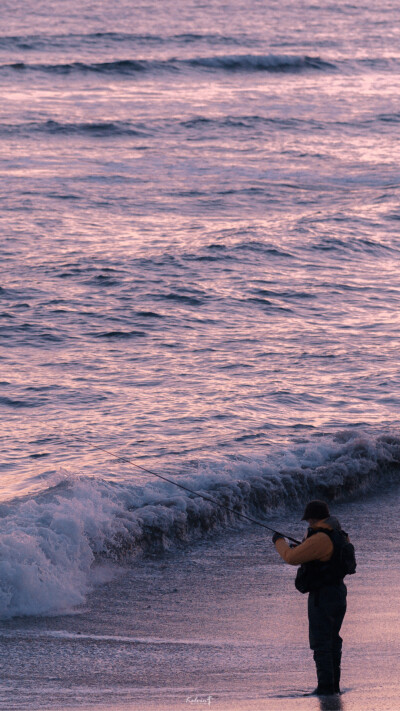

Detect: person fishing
[67,437,355,697]
[272,500,356,696]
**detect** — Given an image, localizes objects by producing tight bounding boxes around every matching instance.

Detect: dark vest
[294,527,345,594]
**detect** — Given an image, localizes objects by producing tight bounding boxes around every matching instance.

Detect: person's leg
[308,585,347,694]
[332,583,347,692]
[308,589,335,693]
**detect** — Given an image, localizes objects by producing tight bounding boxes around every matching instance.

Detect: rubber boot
[305,686,335,696]
[313,650,335,693]
[333,653,341,693]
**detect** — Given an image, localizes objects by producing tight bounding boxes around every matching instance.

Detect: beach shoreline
[2,489,400,711]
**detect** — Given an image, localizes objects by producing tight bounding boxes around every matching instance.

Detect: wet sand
[1,487,400,711]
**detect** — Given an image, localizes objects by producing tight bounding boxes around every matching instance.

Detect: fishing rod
[73,435,301,545]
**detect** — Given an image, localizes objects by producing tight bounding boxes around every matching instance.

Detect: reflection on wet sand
[318,692,344,711]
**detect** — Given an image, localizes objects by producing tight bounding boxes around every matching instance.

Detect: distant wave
[310,235,400,256]
[1,430,399,619]
[186,54,333,71]
[0,31,246,50]
[90,330,147,339]
[0,395,42,408]
[180,115,322,130]
[0,115,322,138]
[0,119,150,137]
[1,54,334,76]
[1,112,396,138]
[5,54,399,77]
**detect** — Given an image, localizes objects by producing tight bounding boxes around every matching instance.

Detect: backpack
[336,529,357,577]
[294,528,356,594]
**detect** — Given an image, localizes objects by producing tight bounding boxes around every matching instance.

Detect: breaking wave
[1,430,399,619]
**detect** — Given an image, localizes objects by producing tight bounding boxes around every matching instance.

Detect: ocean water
[1,0,400,706]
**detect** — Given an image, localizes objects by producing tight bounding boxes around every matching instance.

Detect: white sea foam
[1,431,399,620]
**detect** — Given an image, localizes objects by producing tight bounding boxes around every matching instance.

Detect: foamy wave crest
[1,431,399,619]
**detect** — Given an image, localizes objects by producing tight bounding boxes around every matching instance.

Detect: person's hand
[272,532,284,544]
